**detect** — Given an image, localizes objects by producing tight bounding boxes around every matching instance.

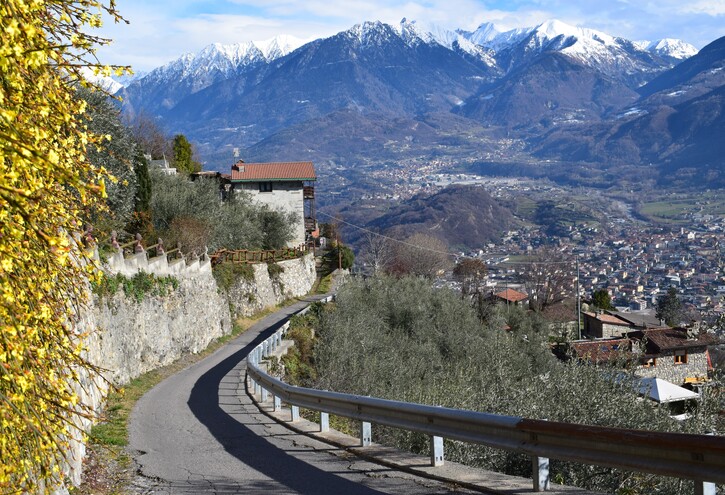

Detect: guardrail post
[320,412,329,432]
[361,421,372,446]
[431,436,444,466]
[695,481,716,495]
[261,387,268,402]
[532,455,550,491]
[291,405,300,422]
[696,433,716,495]
[273,395,281,412]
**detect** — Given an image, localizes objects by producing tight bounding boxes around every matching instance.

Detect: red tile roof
[571,339,630,364]
[494,288,528,303]
[230,161,316,181]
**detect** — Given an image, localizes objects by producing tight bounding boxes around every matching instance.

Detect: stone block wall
[63,269,232,488]
[226,254,316,317]
[635,350,709,384]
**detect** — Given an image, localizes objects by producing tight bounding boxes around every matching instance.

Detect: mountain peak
[647,38,699,60]
[255,34,307,60]
[466,22,500,45]
[532,19,614,45]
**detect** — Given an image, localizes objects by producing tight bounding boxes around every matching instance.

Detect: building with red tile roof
[493,288,528,304]
[230,161,316,182]
[229,160,317,247]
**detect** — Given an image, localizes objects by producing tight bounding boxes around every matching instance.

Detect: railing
[246,304,724,493]
[210,246,306,266]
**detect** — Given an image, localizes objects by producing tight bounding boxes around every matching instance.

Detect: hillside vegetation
[296,276,718,494]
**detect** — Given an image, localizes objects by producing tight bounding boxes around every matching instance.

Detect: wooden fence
[210,246,306,266]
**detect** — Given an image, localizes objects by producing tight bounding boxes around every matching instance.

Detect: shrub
[212,261,255,292]
[267,262,284,279]
[92,272,179,303]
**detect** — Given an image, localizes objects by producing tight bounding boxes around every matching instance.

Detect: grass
[314,273,333,294]
[638,191,725,224]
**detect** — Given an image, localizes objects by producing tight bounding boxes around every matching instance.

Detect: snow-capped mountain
[634,38,699,62]
[118,35,306,116]
[457,19,686,85]
[117,17,718,182]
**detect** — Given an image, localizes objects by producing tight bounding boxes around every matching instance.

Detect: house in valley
[581,309,662,339]
[570,327,718,387]
[229,160,317,247]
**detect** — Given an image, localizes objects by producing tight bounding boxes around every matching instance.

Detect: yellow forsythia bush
[0,1,128,492]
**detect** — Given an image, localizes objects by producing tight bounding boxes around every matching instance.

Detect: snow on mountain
[127,35,306,98]
[79,67,123,93]
[462,22,500,46]
[255,34,308,60]
[634,38,699,60]
[392,19,497,66]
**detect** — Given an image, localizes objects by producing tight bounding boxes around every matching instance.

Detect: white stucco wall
[236,181,305,246]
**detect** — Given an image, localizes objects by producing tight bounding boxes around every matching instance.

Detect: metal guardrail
[246,303,724,493]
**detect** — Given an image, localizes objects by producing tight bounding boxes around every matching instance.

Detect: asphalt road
[127,297,476,494]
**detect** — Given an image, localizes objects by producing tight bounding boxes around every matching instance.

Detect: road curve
[127,297,475,494]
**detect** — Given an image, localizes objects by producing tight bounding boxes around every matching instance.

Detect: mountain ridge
[115,18,723,191]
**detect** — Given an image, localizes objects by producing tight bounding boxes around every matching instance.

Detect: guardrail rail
[246,301,724,493]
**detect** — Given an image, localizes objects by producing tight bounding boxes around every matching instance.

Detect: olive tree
[310,275,718,495]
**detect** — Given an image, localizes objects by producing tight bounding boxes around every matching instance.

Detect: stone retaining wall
[226,254,317,317]
[63,269,232,489]
[61,254,317,490]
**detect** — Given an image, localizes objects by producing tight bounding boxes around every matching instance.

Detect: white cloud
[675,0,725,16]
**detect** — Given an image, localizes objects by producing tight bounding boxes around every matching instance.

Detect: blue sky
[96,0,725,72]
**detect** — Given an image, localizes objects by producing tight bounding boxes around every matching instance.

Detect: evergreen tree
[79,87,138,227]
[656,286,683,326]
[133,148,152,213]
[172,134,201,174]
[591,288,614,310]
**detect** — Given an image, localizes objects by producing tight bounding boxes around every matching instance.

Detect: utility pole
[576,254,581,340]
[337,233,342,271]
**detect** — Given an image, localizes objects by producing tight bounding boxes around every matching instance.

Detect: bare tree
[392,233,452,278]
[453,258,488,297]
[129,112,171,160]
[360,232,395,275]
[520,247,575,311]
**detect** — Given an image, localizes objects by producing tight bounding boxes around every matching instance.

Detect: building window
[643,358,656,368]
[674,350,687,365]
[259,182,273,193]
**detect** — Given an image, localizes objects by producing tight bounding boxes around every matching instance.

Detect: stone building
[630,327,718,385]
[581,309,661,339]
[229,160,317,247]
[570,327,718,387]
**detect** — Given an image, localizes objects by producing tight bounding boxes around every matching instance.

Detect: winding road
[127,297,476,494]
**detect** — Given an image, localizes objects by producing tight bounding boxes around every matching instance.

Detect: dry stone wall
[61,254,317,490]
[226,254,316,317]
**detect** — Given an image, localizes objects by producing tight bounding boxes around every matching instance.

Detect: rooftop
[230,161,316,182]
[494,288,528,303]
